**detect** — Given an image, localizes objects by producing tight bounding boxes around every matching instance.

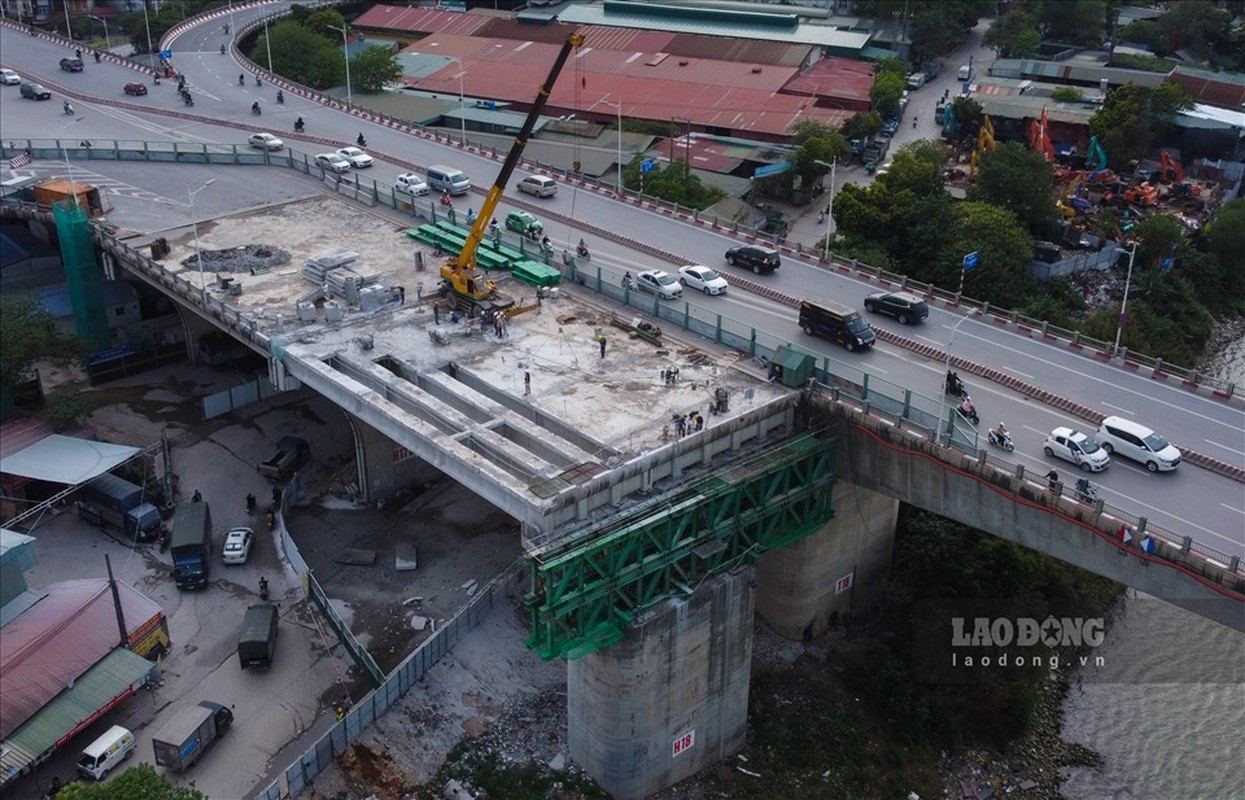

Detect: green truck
[170,502,211,590]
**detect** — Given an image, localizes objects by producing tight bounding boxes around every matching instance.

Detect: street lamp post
[940,312,974,442]
[141,1,154,72]
[60,117,84,208]
[263,16,273,71]
[455,58,467,146]
[89,15,110,51]
[592,94,623,194]
[188,179,217,303]
[814,158,837,260]
[1113,241,1138,357]
[327,23,352,107]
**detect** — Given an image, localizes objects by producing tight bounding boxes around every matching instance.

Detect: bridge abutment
[756,482,898,639]
[568,568,755,800]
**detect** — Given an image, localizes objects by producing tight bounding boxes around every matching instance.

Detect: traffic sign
[641,158,655,173]
[159,49,172,60]
[963,251,979,271]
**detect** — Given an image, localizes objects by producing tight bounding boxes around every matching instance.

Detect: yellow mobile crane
[440,33,584,313]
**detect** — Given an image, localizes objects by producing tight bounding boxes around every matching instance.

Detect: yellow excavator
[440,33,584,313]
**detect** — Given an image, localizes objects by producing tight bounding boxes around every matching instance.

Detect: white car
[1043,427,1110,473]
[677,265,728,296]
[248,132,284,151]
[336,146,373,168]
[222,527,254,564]
[634,269,682,300]
[1096,416,1181,473]
[395,173,429,196]
[314,153,351,174]
[0,68,21,86]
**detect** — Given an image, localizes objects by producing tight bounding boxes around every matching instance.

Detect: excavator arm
[452,33,584,275]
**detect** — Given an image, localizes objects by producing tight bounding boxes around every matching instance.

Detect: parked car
[864,291,928,324]
[59,57,85,72]
[725,244,780,274]
[1096,416,1181,472]
[222,527,254,565]
[248,132,284,151]
[504,210,543,235]
[1,68,21,86]
[335,146,373,168]
[123,82,148,96]
[677,265,728,296]
[634,270,683,300]
[314,153,351,174]
[516,174,558,197]
[1043,428,1111,473]
[879,119,899,138]
[20,82,52,100]
[395,173,429,195]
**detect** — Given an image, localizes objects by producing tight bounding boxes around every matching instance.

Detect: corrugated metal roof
[975,95,1095,126]
[353,4,493,38]
[0,647,154,783]
[0,579,161,739]
[0,528,36,568]
[1169,67,1245,112]
[782,56,874,109]
[989,58,1166,89]
[0,434,141,485]
[0,417,53,462]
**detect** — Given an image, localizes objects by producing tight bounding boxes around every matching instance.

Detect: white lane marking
[1101,402,1135,416]
[1202,438,1245,460]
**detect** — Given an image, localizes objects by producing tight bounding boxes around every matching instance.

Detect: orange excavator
[1159,151,1184,184]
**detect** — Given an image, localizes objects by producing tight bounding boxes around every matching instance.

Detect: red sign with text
[672,729,695,758]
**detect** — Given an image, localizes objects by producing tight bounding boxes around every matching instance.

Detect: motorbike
[220,44,226,55]
[183,93,194,106]
[987,429,1014,452]
[957,398,979,426]
[294,119,305,133]
[239,73,245,86]
[63,102,74,116]
[255,75,262,87]
[258,576,269,601]
[251,103,262,116]
[1074,478,1099,504]
[94,51,101,63]
[944,370,967,398]
[158,526,170,553]
[246,493,257,514]
[356,133,366,147]
[576,241,591,261]
[277,90,284,104]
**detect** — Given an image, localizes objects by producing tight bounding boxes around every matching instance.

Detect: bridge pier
[755,482,898,639]
[568,568,755,800]
[349,413,443,504]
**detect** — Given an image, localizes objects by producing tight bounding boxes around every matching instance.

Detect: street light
[454,57,467,146]
[1113,241,1138,357]
[940,311,975,442]
[188,179,217,303]
[814,158,837,260]
[264,16,274,72]
[326,23,352,107]
[60,116,84,208]
[141,0,155,72]
[591,94,623,194]
[89,15,110,51]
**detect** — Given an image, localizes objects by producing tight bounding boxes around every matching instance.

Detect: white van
[425,165,471,196]
[957,64,972,81]
[516,174,558,197]
[907,72,927,89]
[1096,416,1181,472]
[77,725,136,781]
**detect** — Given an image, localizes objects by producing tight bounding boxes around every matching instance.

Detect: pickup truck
[152,701,233,772]
[257,436,309,480]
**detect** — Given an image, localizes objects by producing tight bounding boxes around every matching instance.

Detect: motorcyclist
[239,73,245,86]
[277,90,284,104]
[959,396,976,419]
[356,133,366,147]
[294,116,305,132]
[623,271,634,289]
[63,100,72,114]
[220,44,226,55]
[75,48,82,59]
[993,421,1008,441]
[945,370,963,396]
[1075,476,1094,500]
[153,74,160,85]
[251,100,261,115]
[255,75,262,86]
[94,51,101,63]
[577,238,590,258]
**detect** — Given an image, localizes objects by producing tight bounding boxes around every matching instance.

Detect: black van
[799,300,876,351]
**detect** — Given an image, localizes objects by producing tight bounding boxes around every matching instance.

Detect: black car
[725,244,780,274]
[59,57,85,72]
[20,82,52,100]
[863,291,929,325]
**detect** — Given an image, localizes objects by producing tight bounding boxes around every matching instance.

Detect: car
[634,269,682,300]
[59,57,85,72]
[222,527,254,564]
[879,119,899,138]
[864,291,929,324]
[123,82,148,96]
[335,146,373,168]
[20,82,52,100]
[677,265,728,296]
[315,153,351,174]
[725,244,780,274]
[1096,416,1181,473]
[248,132,284,151]
[395,173,429,195]
[516,174,558,197]
[504,210,543,235]
[1,68,21,86]
[1043,427,1111,473]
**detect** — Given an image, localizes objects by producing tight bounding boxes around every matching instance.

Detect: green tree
[1202,198,1245,312]
[983,8,1041,58]
[0,294,77,399]
[968,142,1057,233]
[909,0,992,61]
[351,46,403,94]
[876,57,910,79]
[1035,0,1108,46]
[871,70,906,118]
[1088,83,1189,169]
[1051,86,1083,103]
[879,141,948,199]
[622,159,723,210]
[840,111,884,142]
[1133,213,1184,271]
[57,764,205,800]
[945,202,1037,306]
[1154,0,1231,58]
[259,20,344,90]
[302,8,347,41]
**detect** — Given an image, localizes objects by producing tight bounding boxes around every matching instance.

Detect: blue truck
[77,473,162,540]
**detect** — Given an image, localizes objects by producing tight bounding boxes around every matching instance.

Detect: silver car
[635,270,682,300]
[314,153,351,174]
[248,132,284,151]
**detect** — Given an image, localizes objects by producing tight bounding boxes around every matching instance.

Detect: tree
[1154,0,1231,59]
[1088,83,1189,169]
[968,142,1057,233]
[945,202,1037,306]
[841,111,884,142]
[880,141,949,199]
[302,8,347,41]
[1051,87,1083,103]
[1035,0,1108,47]
[351,46,403,94]
[0,294,77,399]
[621,158,723,210]
[1133,213,1184,271]
[909,0,992,61]
[983,8,1041,58]
[875,57,909,79]
[259,20,344,90]
[871,71,906,118]
[1201,198,1245,313]
[57,764,205,800]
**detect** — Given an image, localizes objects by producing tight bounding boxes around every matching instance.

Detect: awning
[0,435,140,484]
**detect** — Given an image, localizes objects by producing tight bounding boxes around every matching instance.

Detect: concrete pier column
[755,482,897,639]
[568,568,755,800]
[348,414,441,504]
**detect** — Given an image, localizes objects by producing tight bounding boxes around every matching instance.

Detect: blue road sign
[641,158,655,173]
[963,251,979,271]
[159,49,172,60]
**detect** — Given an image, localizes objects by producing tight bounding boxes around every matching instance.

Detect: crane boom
[453,33,584,275]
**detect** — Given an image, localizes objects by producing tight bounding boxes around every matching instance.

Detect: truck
[257,436,310,481]
[238,603,279,670]
[863,139,889,167]
[170,502,211,590]
[77,473,163,541]
[151,701,233,773]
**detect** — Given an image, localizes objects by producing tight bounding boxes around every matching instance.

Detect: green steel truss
[526,433,838,660]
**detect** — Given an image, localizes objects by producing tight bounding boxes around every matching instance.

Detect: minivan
[517,174,557,197]
[799,300,876,351]
[77,725,136,781]
[1096,416,1181,472]
[426,165,471,196]
[957,64,972,81]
